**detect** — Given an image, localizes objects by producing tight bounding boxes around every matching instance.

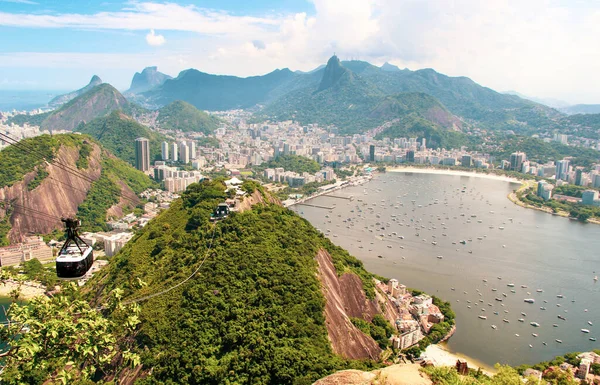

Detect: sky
[1,0,599,104]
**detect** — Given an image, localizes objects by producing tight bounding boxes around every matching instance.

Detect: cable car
[56,218,93,279]
[210,203,230,222]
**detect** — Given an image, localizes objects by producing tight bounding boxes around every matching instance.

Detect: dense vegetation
[489,136,600,168]
[197,136,220,148]
[78,111,166,165]
[421,364,570,385]
[87,180,381,384]
[560,113,600,139]
[376,115,475,149]
[6,111,51,127]
[157,100,220,134]
[517,187,600,222]
[76,155,157,232]
[350,314,396,349]
[0,215,10,246]
[0,134,93,188]
[258,154,321,174]
[41,83,130,132]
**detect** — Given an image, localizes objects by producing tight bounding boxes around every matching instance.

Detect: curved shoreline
[386,166,523,184]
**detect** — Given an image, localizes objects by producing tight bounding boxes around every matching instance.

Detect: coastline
[386,166,523,184]
[0,280,46,300]
[421,343,496,376]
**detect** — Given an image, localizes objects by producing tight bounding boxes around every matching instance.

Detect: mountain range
[48,75,103,108]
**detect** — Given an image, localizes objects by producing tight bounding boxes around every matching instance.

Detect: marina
[292,171,600,367]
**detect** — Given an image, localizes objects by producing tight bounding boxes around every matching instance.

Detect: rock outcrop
[48,75,103,108]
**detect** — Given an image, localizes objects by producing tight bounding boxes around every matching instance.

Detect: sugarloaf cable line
[0,132,142,205]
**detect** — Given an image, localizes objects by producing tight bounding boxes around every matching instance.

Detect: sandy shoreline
[422,344,496,375]
[387,166,523,184]
[0,280,46,300]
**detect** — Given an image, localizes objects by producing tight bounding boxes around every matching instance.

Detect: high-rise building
[170,142,178,162]
[575,168,584,186]
[582,190,599,205]
[179,142,190,164]
[161,141,169,161]
[369,145,375,162]
[421,138,427,150]
[187,141,196,160]
[135,137,150,172]
[283,143,290,156]
[593,173,600,188]
[556,159,570,181]
[509,152,526,172]
[461,155,472,168]
[406,150,415,163]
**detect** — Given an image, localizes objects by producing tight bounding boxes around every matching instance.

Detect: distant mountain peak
[380,62,400,72]
[317,55,348,92]
[48,75,103,108]
[127,66,172,94]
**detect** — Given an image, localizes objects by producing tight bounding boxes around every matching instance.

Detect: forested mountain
[78,110,166,165]
[142,68,302,110]
[85,180,400,384]
[41,84,130,132]
[126,66,172,94]
[0,134,156,243]
[134,55,561,134]
[156,100,220,133]
[48,75,103,108]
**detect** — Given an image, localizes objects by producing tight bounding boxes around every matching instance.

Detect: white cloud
[146,29,165,46]
[2,1,600,102]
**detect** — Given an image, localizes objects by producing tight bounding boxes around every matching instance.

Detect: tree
[0,271,141,384]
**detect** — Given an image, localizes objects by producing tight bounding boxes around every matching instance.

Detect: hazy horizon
[1,0,600,104]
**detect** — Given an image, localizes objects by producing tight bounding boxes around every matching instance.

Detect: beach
[421,344,496,375]
[0,280,46,300]
[387,166,522,184]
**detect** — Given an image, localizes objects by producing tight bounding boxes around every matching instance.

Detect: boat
[491,325,497,329]
[556,294,564,298]
[540,307,546,310]
[553,324,558,327]
[478,315,487,320]
[588,321,593,326]
[556,339,563,343]
[518,318,525,322]
[529,344,533,348]
[524,299,535,303]
[558,315,566,320]
[581,329,590,333]
[536,289,544,293]
[451,287,455,291]
[495,297,503,301]
[494,311,499,315]
[590,338,597,341]
[492,288,498,292]
[515,334,520,337]
[503,319,509,323]
[530,322,540,327]
[521,312,527,316]
[437,255,443,259]
[543,342,547,346]
[532,333,538,337]
[521,285,528,288]
[507,283,515,287]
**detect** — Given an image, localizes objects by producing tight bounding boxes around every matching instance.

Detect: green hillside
[78,111,166,165]
[87,180,379,384]
[40,84,130,132]
[156,100,220,133]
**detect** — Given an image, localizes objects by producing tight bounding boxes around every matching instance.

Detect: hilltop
[126,66,172,94]
[48,75,103,108]
[85,180,403,383]
[41,84,130,132]
[156,100,220,134]
[77,110,167,165]
[0,134,157,243]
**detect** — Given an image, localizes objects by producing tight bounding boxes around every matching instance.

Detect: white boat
[524,299,535,303]
[530,322,540,327]
[556,294,564,298]
[491,325,497,329]
[581,329,590,333]
[536,289,544,292]
[590,338,597,342]
[532,333,538,337]
[503,319,509,323]
[518,318,525,322]
[437,255,443,259]
[556,339,562,343]
[507,283,515,287]
[521,285,528,288]
[588,321,593,326]
[478,315,487,320]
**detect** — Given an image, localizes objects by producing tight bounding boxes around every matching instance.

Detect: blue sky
[1,0,600,104]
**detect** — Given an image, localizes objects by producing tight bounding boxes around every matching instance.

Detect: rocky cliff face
[316,249,399,360]
[0,142,136,243]
[127,66,172,94]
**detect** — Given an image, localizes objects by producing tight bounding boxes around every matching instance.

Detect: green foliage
[349,315,395,349]
[78,110,167,165]
[553,184,597,198]
[157,100,220,133]
[27,166,48,191]
[76,141,92,169]
[518,187,600,222]
[197,136,220,148]
[260,154,321,174]
[490,136,600,168]
[0,135,58,187]
[76,174,121,232]
[88,180,380,383]
[240,180,264,195]
[421,364,544,385]
[6,111,51,127]
[22,258,57,287]
[0,280,141,384]
[102,156,158,195]
[0,215,10,246]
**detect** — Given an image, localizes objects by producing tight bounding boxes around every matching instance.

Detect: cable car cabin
[56,218,94,279]
[210,203,230,222]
